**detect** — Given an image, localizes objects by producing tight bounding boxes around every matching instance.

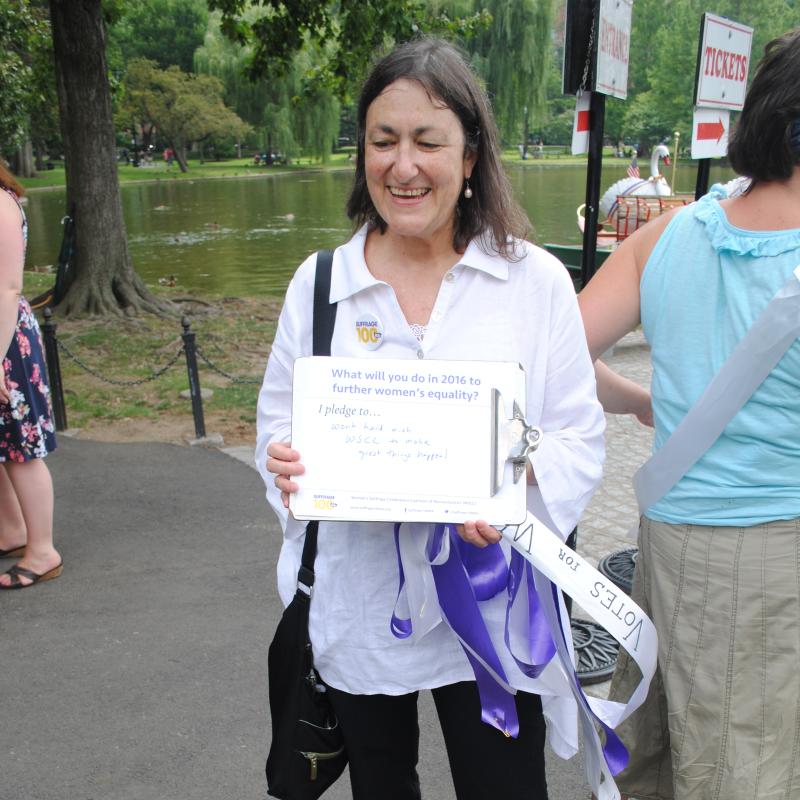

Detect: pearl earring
[463,179,473,200]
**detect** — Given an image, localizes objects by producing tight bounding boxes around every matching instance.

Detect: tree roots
[55,273,177,319]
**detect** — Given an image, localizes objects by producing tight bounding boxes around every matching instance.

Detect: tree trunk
[141,122,155,153]
[48,0,172,317]
[174,141,189,173]
[15,138,36,178]
[34,146,46,172]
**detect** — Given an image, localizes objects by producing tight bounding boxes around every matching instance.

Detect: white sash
[634,265,800,514]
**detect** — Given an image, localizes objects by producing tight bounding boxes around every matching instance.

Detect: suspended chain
[195,346,261,385]
[579,6,597,95]
[56,339,185,386]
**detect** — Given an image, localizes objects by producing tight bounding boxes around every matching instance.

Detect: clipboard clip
[490,389,543,496]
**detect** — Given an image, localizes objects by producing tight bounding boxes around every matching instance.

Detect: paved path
[0,332,653,800]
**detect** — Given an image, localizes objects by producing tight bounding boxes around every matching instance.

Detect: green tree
[208,0,490,94]
[468,0,556,149]
[0,0,57,175]
[194,14,340,162]
[123,58,251,171]
[0,1,37,151]
[107,0,209,72]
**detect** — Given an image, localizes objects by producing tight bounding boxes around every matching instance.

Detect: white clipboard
[288,357,541,524]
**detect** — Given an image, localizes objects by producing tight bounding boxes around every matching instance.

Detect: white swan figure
[599,144,672,220]
[576,144,674,244]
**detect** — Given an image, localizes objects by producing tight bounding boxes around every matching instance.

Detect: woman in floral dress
[0,162,61,588]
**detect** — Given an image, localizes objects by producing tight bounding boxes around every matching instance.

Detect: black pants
[326,681,548,800]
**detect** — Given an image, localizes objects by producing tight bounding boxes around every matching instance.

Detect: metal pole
[694,157,711,200]
[181,316,206,439]
[42,307,68,431]
[671,130,681,191]
[580,91,606,288]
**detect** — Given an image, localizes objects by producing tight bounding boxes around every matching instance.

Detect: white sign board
[695,13,753,111]
[691,107,730,159]
[594,0,633,99]
[289,357,529,523]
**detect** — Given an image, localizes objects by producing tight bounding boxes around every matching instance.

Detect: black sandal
[0,545,25,559]
[0,561,63,589]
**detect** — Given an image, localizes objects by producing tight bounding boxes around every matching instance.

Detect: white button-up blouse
[255,226,605,756]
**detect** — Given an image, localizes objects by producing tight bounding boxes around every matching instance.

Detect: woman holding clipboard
[257,38,605,799]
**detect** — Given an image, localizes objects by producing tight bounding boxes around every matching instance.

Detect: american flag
[627,159,640,179]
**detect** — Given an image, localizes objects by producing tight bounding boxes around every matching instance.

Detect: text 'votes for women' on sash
[290,355,657,800]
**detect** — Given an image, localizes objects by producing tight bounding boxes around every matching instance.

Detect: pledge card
[289,356,528,523]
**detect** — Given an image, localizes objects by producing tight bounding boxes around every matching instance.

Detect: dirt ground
[67,410,257,449]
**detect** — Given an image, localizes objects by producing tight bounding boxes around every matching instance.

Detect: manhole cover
[597,548,638,595]
[572,618,619,685]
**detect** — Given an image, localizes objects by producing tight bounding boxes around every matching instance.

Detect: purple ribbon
[504,550,556,678]
[428,524,518,737]
[450,533,510,600]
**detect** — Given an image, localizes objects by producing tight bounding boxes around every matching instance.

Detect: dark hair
[728,28,800,185]
[0,161,25,197]
[345,37,530,257]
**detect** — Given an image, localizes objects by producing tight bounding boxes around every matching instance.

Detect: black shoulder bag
[266,250,347,799]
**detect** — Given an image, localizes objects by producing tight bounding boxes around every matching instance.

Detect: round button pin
[354,314,384,350]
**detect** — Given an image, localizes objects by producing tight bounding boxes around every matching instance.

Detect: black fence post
[694,157,711,201]
[181,316,206,439]
[42,308,68,432]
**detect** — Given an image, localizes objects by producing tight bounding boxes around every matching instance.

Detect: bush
[540,112,574,147]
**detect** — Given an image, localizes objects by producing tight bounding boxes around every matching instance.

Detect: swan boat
[576,145,693,248]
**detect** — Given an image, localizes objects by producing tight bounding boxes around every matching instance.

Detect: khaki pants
[609,516,800,800]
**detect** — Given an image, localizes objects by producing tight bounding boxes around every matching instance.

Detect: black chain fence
[56,338,186,387]
[41,310,261,439]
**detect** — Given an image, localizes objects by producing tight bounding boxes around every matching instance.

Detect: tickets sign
[694,13,753,111]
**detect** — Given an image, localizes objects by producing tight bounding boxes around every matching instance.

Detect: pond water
[23,162,736,299]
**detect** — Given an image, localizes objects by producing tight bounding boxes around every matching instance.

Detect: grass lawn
[20,152,358,191]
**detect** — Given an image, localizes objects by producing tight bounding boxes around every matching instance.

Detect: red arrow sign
[696,118,725,142]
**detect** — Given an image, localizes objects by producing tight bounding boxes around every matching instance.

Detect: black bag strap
[312,249,337,357]
[298,249,337,589]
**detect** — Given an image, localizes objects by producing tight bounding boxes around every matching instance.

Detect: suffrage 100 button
[355,315,383,350]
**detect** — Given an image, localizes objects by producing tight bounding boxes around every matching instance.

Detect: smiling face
[364,78,477,249]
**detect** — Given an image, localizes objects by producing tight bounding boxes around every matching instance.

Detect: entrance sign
[289,357,529,523]
[694,13,753,111]
[691,107,730,158]
[595,0,633,99]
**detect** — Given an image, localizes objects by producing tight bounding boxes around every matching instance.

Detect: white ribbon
[634,265,800,515]
[394,523,447,641]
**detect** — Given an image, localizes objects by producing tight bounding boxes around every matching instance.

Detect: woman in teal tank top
[580,28,800,800]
